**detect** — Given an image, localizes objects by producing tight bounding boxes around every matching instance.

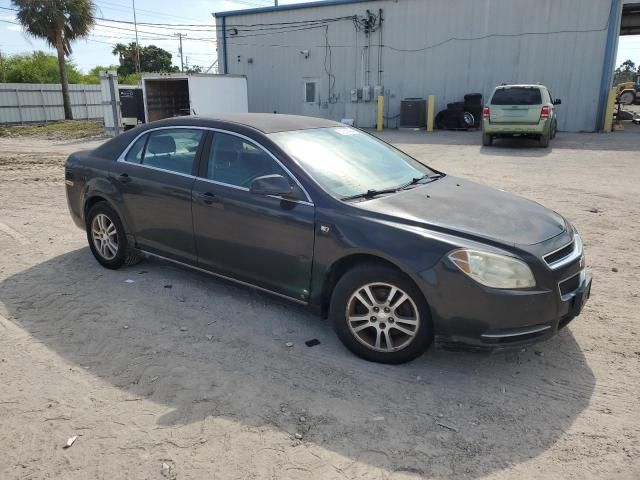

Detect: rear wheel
[482,133,493,146]
[86,202,141,269]
[539,132,550,148]
[330,264,433,364]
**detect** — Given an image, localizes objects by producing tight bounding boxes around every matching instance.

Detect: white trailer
[141,73,248,123]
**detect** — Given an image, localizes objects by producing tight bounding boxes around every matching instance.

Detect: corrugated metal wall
[0,83,103,124]
[216,0,613,132]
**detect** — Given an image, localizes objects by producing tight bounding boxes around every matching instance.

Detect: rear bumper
[483,119,550,136]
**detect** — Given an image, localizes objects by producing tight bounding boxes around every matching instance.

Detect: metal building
[215,0,637,132]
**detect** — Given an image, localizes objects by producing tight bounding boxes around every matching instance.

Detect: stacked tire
[464,93,483,129]
[435,93,483,130]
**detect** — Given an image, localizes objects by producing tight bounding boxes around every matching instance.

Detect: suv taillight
[540,105,550,119]
[483,106,490,119]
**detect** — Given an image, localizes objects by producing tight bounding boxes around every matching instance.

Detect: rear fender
[83,178,135,244]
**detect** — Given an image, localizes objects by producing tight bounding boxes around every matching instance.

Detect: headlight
[448,249,536,289]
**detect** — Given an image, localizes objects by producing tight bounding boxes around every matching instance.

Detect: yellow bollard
[603,87,617,133]
[377,95,384,131]
[427,95,435,132]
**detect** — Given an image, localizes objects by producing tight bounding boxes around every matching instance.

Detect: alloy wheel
[346,282,420,352]
[91,213,118,260]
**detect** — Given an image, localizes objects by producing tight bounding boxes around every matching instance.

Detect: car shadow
[0,248,595,478]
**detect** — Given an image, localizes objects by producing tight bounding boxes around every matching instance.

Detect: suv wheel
[330,264,433,364]
[86,202,141,269]
[539,132,550,148]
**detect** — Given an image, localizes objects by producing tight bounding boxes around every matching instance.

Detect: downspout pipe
[597,0,622,131]
[222,16,228,74]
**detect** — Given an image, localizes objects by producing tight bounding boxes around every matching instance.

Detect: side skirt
[139,250,309,306]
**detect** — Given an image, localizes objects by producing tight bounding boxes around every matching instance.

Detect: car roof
[494,84,547,89]
[148,113,344,134]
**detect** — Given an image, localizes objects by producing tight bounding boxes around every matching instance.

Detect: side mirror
[553,99,562,105]
[249,174,294,197]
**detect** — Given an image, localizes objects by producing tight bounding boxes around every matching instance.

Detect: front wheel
[86,202,141,269]
[330,264,433,364]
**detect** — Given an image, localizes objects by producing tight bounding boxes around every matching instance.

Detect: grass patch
[0,120,105,139]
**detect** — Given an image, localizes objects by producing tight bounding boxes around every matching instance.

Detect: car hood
[353,176,566,246]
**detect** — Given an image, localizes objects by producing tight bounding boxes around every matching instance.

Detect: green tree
[613,59,638,85]
[12,0,96,119]
[186,64,203,74]
[1,51,84,84]
[112,42,178,76]
[82,64,120,84]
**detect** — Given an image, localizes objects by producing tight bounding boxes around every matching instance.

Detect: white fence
[0,83,103,124]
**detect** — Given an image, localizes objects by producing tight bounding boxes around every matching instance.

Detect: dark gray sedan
[65,114,591,363]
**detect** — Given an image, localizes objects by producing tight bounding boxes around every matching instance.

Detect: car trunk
[489,87,543,124]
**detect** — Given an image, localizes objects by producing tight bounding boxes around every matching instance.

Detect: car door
[191,130,315,301]
[114,127,205,264]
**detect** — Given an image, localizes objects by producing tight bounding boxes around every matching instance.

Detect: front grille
[544,234,582,269]
[559,272,581,297]
[545,242,574,265]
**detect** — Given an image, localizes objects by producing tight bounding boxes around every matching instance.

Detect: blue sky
[1,0,639,74]
[0,0,312,72]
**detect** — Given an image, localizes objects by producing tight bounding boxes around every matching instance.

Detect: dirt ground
[0,129,639,480]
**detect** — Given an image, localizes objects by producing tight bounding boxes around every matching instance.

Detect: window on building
[305,81,317,103]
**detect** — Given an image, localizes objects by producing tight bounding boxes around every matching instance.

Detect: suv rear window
[491,87,542,105]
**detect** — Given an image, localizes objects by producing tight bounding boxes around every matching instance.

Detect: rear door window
[491,88,542,105]
[142,129,203,175]
[124,134,147,164]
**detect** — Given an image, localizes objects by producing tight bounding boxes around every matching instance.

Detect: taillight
[540,105,550,119]
[483,106,490,119]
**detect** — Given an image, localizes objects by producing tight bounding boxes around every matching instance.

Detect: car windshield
[269,127,435,199]
[491,87,542,105]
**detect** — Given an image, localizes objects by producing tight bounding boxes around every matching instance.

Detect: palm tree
[12,0,96,120]
[112,43,129,67]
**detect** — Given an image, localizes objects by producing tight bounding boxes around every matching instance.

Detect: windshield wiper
[399,173,446,190]
[342,174,446,201]
[341,187,401,201]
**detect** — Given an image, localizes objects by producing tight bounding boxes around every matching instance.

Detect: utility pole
[0,49,5,83]
[132,0,141,81]
[275,1,278,5]
[176,33,185,72]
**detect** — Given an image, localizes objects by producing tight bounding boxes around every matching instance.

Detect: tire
[447,101,464,111]
[539,132,550,148]
[330,263,433,364]
[462,111,475,128]
[619,91,635,106]
[550,120,558,139]
[482,133,493,146]
[463,93,483,105]
[86,202,141,269]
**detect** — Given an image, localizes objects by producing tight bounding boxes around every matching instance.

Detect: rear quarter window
[491,88,542,105]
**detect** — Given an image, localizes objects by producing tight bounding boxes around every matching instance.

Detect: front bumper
[417,251,591,351]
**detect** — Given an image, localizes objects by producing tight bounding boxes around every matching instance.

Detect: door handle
[198,191,217,205]
[118,173,131,184]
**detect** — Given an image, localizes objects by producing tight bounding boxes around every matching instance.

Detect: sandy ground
[0,130,639,480]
